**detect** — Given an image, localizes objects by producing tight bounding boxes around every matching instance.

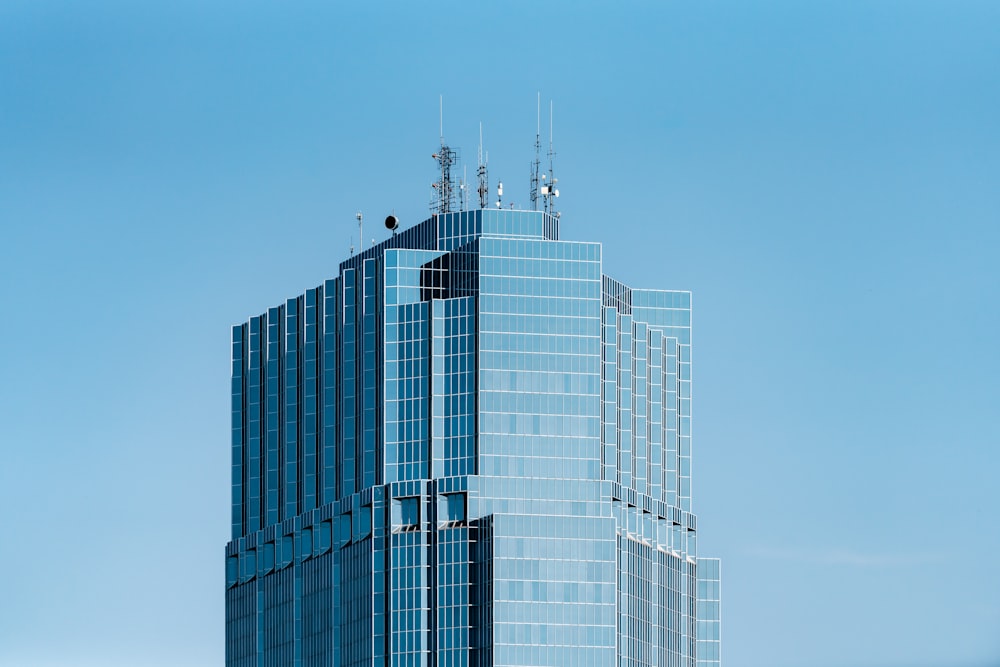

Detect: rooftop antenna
[385,212,399,235]
[477,122,489,209]
[541,100,560,216]
[355,211,363,254]
[461,165,469,210]
[530,92,541,210]
[431,95,458,214]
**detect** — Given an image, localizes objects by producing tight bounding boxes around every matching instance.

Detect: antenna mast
[530,93,541,210]
[477,122,489,209]
[431,96,458,214]
[461,165,468,210]
[541,100,560,216]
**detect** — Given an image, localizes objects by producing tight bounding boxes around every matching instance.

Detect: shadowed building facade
[225,208,721,667]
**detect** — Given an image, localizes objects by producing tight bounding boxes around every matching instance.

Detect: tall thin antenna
[543,100,560,216]
[431,97,458,214]
[477,122,489,209]
[461,165,468,210]
[439,94,443,142]
[530,93,541,210]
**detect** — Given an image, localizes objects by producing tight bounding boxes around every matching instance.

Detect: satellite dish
[385,215,399,231]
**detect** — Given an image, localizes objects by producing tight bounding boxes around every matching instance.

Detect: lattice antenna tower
[541,100,560,216]
[477,122,489,209]
[431,96,458,214]
[530,93,541,210]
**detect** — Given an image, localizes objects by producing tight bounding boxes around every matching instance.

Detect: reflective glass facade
[226,209,721,667]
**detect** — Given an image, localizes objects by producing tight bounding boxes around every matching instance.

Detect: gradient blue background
[1,2,997,666]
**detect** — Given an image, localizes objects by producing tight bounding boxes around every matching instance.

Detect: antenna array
[418,97,559,217]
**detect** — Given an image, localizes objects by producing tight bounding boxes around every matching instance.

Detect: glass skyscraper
[226,207,721,667]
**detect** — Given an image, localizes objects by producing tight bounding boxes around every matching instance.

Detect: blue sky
[1,2,998,666]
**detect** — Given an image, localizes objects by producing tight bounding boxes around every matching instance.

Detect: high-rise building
[226,205,721,667]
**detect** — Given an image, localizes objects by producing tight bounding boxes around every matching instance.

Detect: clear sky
[1,2,998,666]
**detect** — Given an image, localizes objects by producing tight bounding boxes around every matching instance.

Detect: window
[299,527,313,559]
[318,520,332,554]
[280,535,293,568]
[391,497,420,531]
[241,549,256,582]
[439,492,466,524]
[337,512,352,548]
[226,556,238,587]
[261,542,275,573]
[353,505,372,541]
